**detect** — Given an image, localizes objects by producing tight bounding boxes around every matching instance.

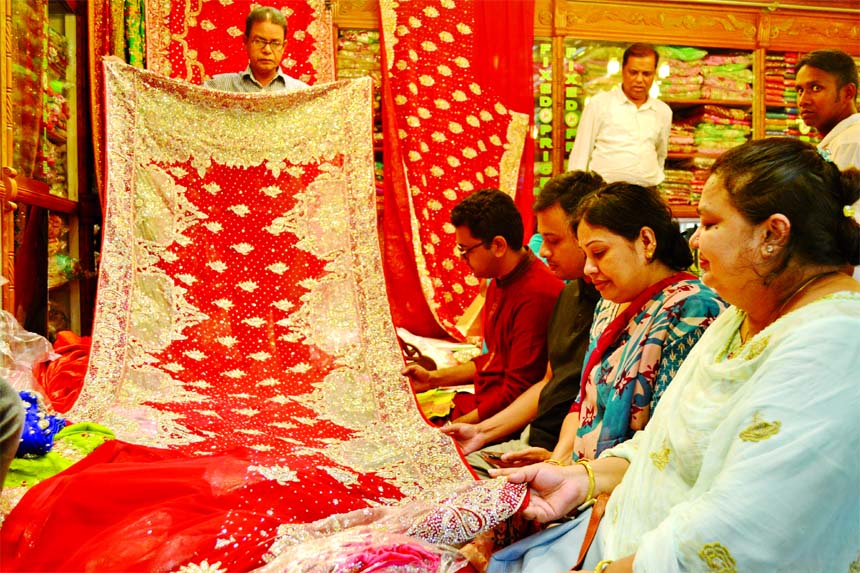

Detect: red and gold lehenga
[0,62,531,572]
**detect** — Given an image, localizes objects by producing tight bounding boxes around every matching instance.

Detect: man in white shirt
[567,43,672,187]
[796,49,859,171]
[203,6,308,93]
[797,49,860,280]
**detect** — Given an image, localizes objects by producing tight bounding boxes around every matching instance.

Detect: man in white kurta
[567,43,672,187]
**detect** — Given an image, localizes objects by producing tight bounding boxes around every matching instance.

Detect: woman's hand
[494,447,552,467]
[489,463,586,522]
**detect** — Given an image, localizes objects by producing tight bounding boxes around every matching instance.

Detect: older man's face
[245,20,286,81]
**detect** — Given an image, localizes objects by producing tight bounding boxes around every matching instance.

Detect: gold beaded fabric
[77,61,472,499]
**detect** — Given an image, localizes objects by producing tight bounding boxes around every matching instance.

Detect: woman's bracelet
[593,559,613,573]
[575,458,596,511]
[544,458,561,466]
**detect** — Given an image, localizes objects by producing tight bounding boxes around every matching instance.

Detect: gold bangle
[544,458,561,466]
[575,458,596,511]
[594,559,613,573]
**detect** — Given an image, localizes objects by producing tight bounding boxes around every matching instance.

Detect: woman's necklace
[773,270,841,318]
[737,270,840,347]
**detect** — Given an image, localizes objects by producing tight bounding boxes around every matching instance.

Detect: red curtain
[380,0,535,339]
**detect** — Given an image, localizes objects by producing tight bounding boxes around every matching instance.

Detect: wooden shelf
[664,99,752,108]
[671,205,699,219]
[13,174,78,214]
[666,152,697,159]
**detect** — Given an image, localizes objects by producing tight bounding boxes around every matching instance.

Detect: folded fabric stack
[700,53,753,101]
[657,46,708,101]
[764,52,797,108]
[573,45,626,98]
[659,167,695,206]
[689,156,716,205]
[668,122,696,155]
[672,104,751,157]
[337,29,382,145]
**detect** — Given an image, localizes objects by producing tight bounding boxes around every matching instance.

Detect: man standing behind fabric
[796,49,860,170]
[203,6,308,93]
[567,43,671,187]
[442,172,604,476]
[402,189,564,424]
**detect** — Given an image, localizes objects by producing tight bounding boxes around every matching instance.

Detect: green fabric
[54,422,115,452]
[416,388,458,419]
[124,0,145,67]
[5,452,73,488]
[656,46,708,62]
[4,423,115,488]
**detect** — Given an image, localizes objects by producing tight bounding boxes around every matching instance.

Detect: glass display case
[555,39,754,217]
[0,0,96,340]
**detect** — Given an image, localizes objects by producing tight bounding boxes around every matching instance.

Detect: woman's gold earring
[766,245,774,254]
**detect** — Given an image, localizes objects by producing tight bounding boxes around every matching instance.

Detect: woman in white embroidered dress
[488,137,860,573]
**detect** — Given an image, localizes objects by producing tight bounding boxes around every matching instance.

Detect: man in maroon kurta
[402,189,563,423]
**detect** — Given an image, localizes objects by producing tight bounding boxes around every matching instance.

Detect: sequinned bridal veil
[0,61,527,572]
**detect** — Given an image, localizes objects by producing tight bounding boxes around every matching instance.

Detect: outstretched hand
[489,463,586,523]
[401,364,432,392]
[440,423,484,454]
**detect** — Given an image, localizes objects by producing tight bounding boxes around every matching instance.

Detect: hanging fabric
[378,0,534,339]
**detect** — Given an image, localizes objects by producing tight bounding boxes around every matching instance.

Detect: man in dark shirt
[441,171,605,475]
[402,189,564,424]
[203,6,308,92]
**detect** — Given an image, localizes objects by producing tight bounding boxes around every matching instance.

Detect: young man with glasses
[204,6,308,92]
[402,189,564,426]
[442,171,604,477]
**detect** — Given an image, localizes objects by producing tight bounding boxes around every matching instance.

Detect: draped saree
[490,293,860,572]
[0,62,494,572]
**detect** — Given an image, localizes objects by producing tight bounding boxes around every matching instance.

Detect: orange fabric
[34,330,91,414]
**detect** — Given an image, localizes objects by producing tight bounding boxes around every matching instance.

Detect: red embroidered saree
[1,62,486,572]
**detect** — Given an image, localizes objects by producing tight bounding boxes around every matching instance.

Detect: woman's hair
[711,137,860,268]
[573,182,693,270]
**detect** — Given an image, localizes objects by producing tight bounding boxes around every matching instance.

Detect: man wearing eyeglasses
[203,6,308,92]
[402,189,564,426]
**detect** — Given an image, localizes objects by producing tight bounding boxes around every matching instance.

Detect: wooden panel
[535,0,554,36]
[12,174,78,213]
[555,1,759,48]
[761,11,860,54]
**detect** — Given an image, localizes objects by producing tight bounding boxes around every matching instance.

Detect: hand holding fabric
[490,463,586,523]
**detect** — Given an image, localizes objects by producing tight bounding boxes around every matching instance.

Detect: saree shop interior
[0,0,858,571]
